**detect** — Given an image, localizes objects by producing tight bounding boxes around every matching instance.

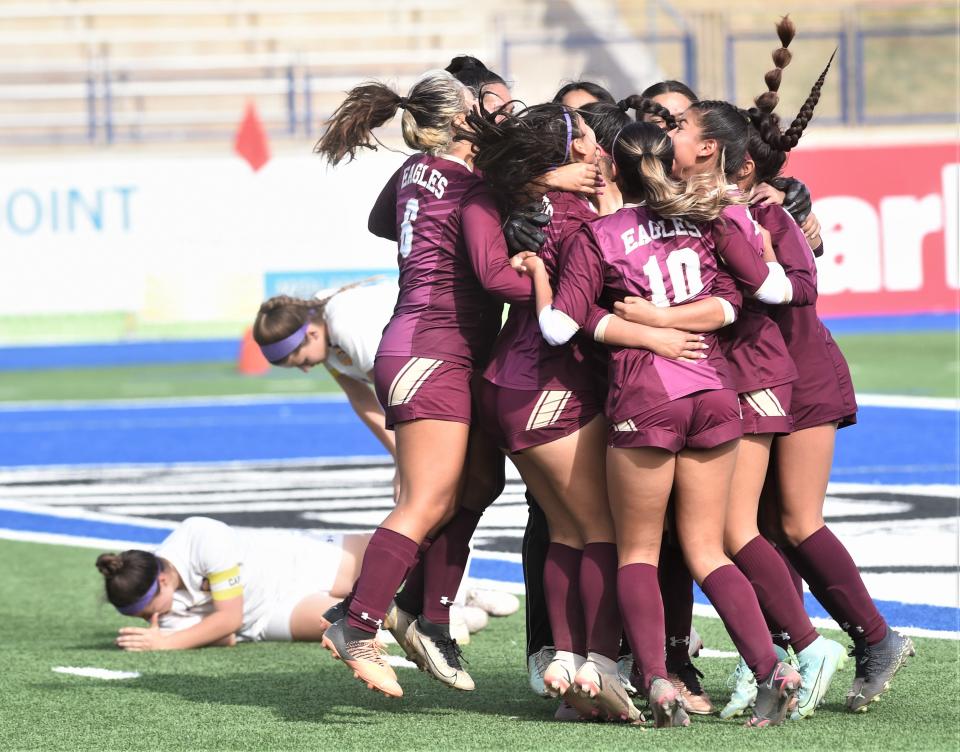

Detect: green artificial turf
[0,539,957,751]
[837,332,959,399]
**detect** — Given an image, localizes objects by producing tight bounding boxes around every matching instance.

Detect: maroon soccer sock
[788,526,887,645]
[393,537,433,616]
[617,563,667,691]
[700,564,778,680]
[733,536,818,653]
[580,542,622,660]
[348,527,421,634]
[543,542,587,655]
[422,508,483,624]
[776,542,804,600]
[658,537,695,667]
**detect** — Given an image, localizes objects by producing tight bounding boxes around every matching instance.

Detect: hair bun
[447,55,485,73]
[96,553,124,577]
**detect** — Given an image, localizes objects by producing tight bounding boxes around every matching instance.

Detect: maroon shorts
[476,379,603,453]
[739,384,794,435]
[608,388,743,452]
[374,356,473,429]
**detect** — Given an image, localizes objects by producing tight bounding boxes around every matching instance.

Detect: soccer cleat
[406,615,475,691]
[321,619,402,698]
[747,661,802,728]
[667,660,715,715]
[450,604,489,634]
[573,654,642,723]
[720,657,757,719]
[617,654,638,697]
[791,636,847,719]
[318,598,348,637]
[846,639,868,709]
[846,629,915,713]
[648,676,691,728]
[528,645,556,698]
[465,588,521,617]
[383,601,422,667]
[543,652,597,719]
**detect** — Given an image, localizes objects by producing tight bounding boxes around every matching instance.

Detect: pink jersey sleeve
[712,206,769,293]
[551,225,606,328]
[461,187,534,305]
[368,166,403,241]
[758,205,818,306]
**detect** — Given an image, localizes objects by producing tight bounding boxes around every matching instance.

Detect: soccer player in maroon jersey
[739,34,915,713]
[632,36,851,721]
[516,121,802,729]
[470,100,707,723]
[313,69,534,699]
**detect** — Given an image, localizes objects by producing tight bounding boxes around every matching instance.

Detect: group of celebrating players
[296,17,917,728]
[98,16,916,731]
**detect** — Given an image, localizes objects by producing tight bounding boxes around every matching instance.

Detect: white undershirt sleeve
[753,262,793,305]
[537,306,581,346]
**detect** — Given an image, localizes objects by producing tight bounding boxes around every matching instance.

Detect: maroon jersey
[757,209,858,428]
[484,191,602,390]
[716,204,803,393]
[369,154,532,367]
[550,205,747,423]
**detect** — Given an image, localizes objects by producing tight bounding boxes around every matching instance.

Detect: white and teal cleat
[791,636,848,719]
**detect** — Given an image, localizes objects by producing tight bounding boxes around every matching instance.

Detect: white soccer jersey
[317,280,397,383]
[155,517,344,642]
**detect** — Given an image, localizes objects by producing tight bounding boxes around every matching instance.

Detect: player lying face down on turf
[735,26,913,712]
[515,120,809,728]
[97,517,369,650]
[253,279,401,498]
[312,69,535,699]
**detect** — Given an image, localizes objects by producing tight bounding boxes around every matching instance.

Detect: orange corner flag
[237,327,271,375]
[234,102,271,171]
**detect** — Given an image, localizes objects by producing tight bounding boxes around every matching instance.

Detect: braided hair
[744,17,836,182]
[579,101,630,153]
[616,94,677,130]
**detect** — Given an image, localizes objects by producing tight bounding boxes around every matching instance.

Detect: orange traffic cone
[237,327,270,375]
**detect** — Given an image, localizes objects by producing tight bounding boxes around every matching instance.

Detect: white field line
[52,666,141,680]
[855,393,958,411]
[691,604,959,641]
[0,391,953,413]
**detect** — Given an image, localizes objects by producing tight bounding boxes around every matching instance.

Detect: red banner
[787,141,959,317]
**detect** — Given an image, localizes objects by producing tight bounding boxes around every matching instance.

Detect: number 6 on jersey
[399,199,419,258]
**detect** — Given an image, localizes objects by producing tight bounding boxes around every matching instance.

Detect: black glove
[770,176,812,225]
[504,206,550,255]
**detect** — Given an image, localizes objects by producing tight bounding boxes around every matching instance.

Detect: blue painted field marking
[0,400,954,485]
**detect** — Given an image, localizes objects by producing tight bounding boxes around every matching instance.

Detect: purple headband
[117,575,160,616]
[562,111,573,159]
[259,321,309,364]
